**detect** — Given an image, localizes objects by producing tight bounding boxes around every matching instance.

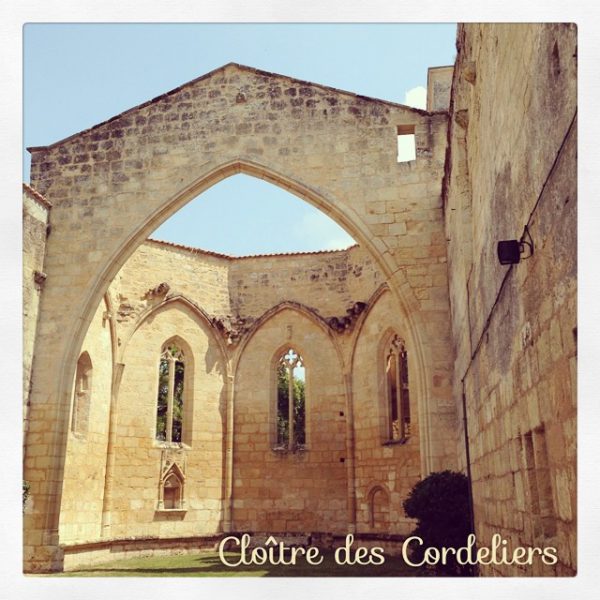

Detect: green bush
[403,470,473,576]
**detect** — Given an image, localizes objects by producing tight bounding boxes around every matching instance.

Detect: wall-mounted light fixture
[497,226,534,265]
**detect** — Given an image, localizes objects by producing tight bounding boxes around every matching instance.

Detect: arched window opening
[385,335,411,442]
[163,473,183,509]
[156,343,185,443]
[276,348,306,451]
[368,486,390,530]
[72,351,92,436]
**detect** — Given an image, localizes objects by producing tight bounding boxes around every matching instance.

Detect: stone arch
[347,282,390,366]
[103,297,227,539]
[45,161,426,533]
[233,299,344,372]
[365,483,391,529]
[25,64,450,570]
[56,158,425,422]
[235,304,339,452]
[120,294,228,370]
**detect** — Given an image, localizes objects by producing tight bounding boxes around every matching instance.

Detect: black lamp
[497,227,534,265]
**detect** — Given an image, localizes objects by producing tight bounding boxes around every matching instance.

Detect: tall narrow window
[368,485,390,530]
[276,348,306,451]
[156,342,185,443]
[72,351,92,436]
[385,335,411,442]
[522,427,556,537]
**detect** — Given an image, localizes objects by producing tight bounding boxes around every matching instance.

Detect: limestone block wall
[107,301,227,539]
[229,245,382,320]
[233,308,347,533]
[115,240,231,314]
[351,291,422,534]
[444,24,577,575]
[427,66,454,112]
[22,185,50,417]
[58,298,113,543]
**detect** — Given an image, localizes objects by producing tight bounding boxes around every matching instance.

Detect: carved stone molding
[34,270,47,288]
[326,301,367,333]
[145,282,171,300]
[210,314,254,346]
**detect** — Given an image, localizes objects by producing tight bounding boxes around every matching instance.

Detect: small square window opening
[397,125,416,163]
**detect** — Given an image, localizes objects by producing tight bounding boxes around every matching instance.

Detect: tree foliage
[402,470,473,576]
[156,358,184,442]
[277,363,305,448]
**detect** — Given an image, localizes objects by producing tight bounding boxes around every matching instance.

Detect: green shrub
[403,470,473,576]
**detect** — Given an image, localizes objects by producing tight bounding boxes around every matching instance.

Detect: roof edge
[23,183,53,209]
[146,237,358,260]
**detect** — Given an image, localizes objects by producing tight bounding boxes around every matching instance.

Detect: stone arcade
[23,24,577,575]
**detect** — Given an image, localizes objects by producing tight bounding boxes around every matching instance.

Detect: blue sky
[24,24,457,255]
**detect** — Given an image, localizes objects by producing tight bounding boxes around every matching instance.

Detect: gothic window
[275,348,306,451]
[385,335,411,442]
[72,351,92,436]
[156,342,185,443]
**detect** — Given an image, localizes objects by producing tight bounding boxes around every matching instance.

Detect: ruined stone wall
[101,240,385,537]
[444,23,577,575]
[24,62,456,571]
[110,240,382,348]
[22,186,50,417]
[228,244,383,321]
[55,236,431,548]
[58,298,112,543]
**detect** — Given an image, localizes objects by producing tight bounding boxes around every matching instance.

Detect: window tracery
[156,342,185,443]
[275,348,306,451]
[385,335,410,442]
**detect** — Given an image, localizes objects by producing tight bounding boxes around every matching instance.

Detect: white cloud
[404,86,427,110]
[293,211,355,251]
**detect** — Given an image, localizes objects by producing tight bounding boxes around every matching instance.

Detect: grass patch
[57,550,418,577]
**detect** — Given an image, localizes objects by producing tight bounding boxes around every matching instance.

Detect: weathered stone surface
[444,23,577,576]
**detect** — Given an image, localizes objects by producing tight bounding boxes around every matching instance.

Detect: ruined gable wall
[24,62,456,571]
[445,23,577,575]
